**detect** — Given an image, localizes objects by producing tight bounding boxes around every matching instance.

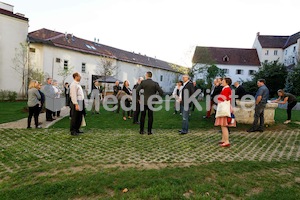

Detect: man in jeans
[179,75,195,134]
[247,79,269,132]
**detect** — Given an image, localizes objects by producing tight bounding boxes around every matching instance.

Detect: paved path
[0,106,70,129]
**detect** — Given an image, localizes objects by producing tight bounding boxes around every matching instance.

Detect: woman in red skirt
[215,77,236,147]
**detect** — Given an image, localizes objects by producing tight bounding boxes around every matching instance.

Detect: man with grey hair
[42,77,56,121]
[133,77,144,124]
[179,74,195,134]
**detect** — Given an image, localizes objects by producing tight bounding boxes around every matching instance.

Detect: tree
[285,49,300,95]
[11,42,31,98]
[94,57,116,77]
[94,57,117,96]
[285,64,300,95]
[205,64,225,88]
[57,65,74,84]
[29,68,45,84]
[243,60,288,97]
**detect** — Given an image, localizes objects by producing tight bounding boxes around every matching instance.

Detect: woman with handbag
[215,77,236,147]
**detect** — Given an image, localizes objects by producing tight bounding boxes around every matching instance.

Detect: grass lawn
[0,101,300,199]
[0,101,28,124]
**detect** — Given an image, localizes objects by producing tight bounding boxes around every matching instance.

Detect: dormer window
[223,55,229,62]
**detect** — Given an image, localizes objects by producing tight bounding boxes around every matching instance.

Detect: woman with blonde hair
[215,77,236,147]
[27,80,42,128]
[272,89,297,124]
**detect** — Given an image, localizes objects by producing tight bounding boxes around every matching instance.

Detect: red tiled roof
[258,35,289,48]
[28,28,180,72]
[192,46,261,66]
[0,8,28,21]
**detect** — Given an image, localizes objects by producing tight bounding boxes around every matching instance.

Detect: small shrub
[0,90,9,101]
[7,91,17,101]
[0,90,18,101]
[296,96,300,102]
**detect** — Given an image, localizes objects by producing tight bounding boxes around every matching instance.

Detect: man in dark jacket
[136,71,163,135]
[132,77,144,124]
[234,81,246,99]
[179,75,195,134]
[113,81,121,113]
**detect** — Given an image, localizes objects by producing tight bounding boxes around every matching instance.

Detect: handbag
[215,100,231,118]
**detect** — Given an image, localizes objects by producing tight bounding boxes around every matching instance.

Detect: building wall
[29,44,178,95]
[253,38,283,63]
[193,63,259,83]
[252,37,263,62]
[0,11,28,92]
[283,43,299,66]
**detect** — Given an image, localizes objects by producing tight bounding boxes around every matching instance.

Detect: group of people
[27,71,298,145]
[27,77,63,128]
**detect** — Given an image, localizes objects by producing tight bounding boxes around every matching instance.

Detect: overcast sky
[6,0,300,67]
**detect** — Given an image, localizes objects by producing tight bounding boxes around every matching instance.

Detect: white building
[253,32,300,69]
[192,46,261,83]
[0,2,28,92]
[28,28,181,94]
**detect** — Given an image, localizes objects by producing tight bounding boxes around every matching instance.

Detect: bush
[8,91,17,101]
[0,90,8,101]
[0,90,17,101]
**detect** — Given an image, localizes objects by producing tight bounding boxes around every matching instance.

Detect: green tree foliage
[243,60,288,97]
[285,64,300,95]
[205,64,225,88]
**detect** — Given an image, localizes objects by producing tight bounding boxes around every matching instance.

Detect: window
[64,60,68,70]
[222,69,229,74]
[249,70,256,75]
[160,75,163,82]
[293,46,296,52]
[81,63,86,73]
[274,50,278,56]
[29,48,35,53]
[56,58,61,63]
[265,50,269,55]
[285,50,287,55]
[236,69,243,75]
[223,55,229,62]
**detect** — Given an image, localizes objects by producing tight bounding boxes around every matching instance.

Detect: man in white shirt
[70,72,85,136]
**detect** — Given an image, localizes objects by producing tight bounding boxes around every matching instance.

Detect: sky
[5,0,300,67]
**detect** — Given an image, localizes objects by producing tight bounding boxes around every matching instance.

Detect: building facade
[0,2,28,92]
[253,32,300,69]
[192,46,261,83]
[28,29,180,94]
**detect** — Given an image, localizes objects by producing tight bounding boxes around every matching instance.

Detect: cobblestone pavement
[0,128,299,175]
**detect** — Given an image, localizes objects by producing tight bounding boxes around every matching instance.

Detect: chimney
[257,32,260,36]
